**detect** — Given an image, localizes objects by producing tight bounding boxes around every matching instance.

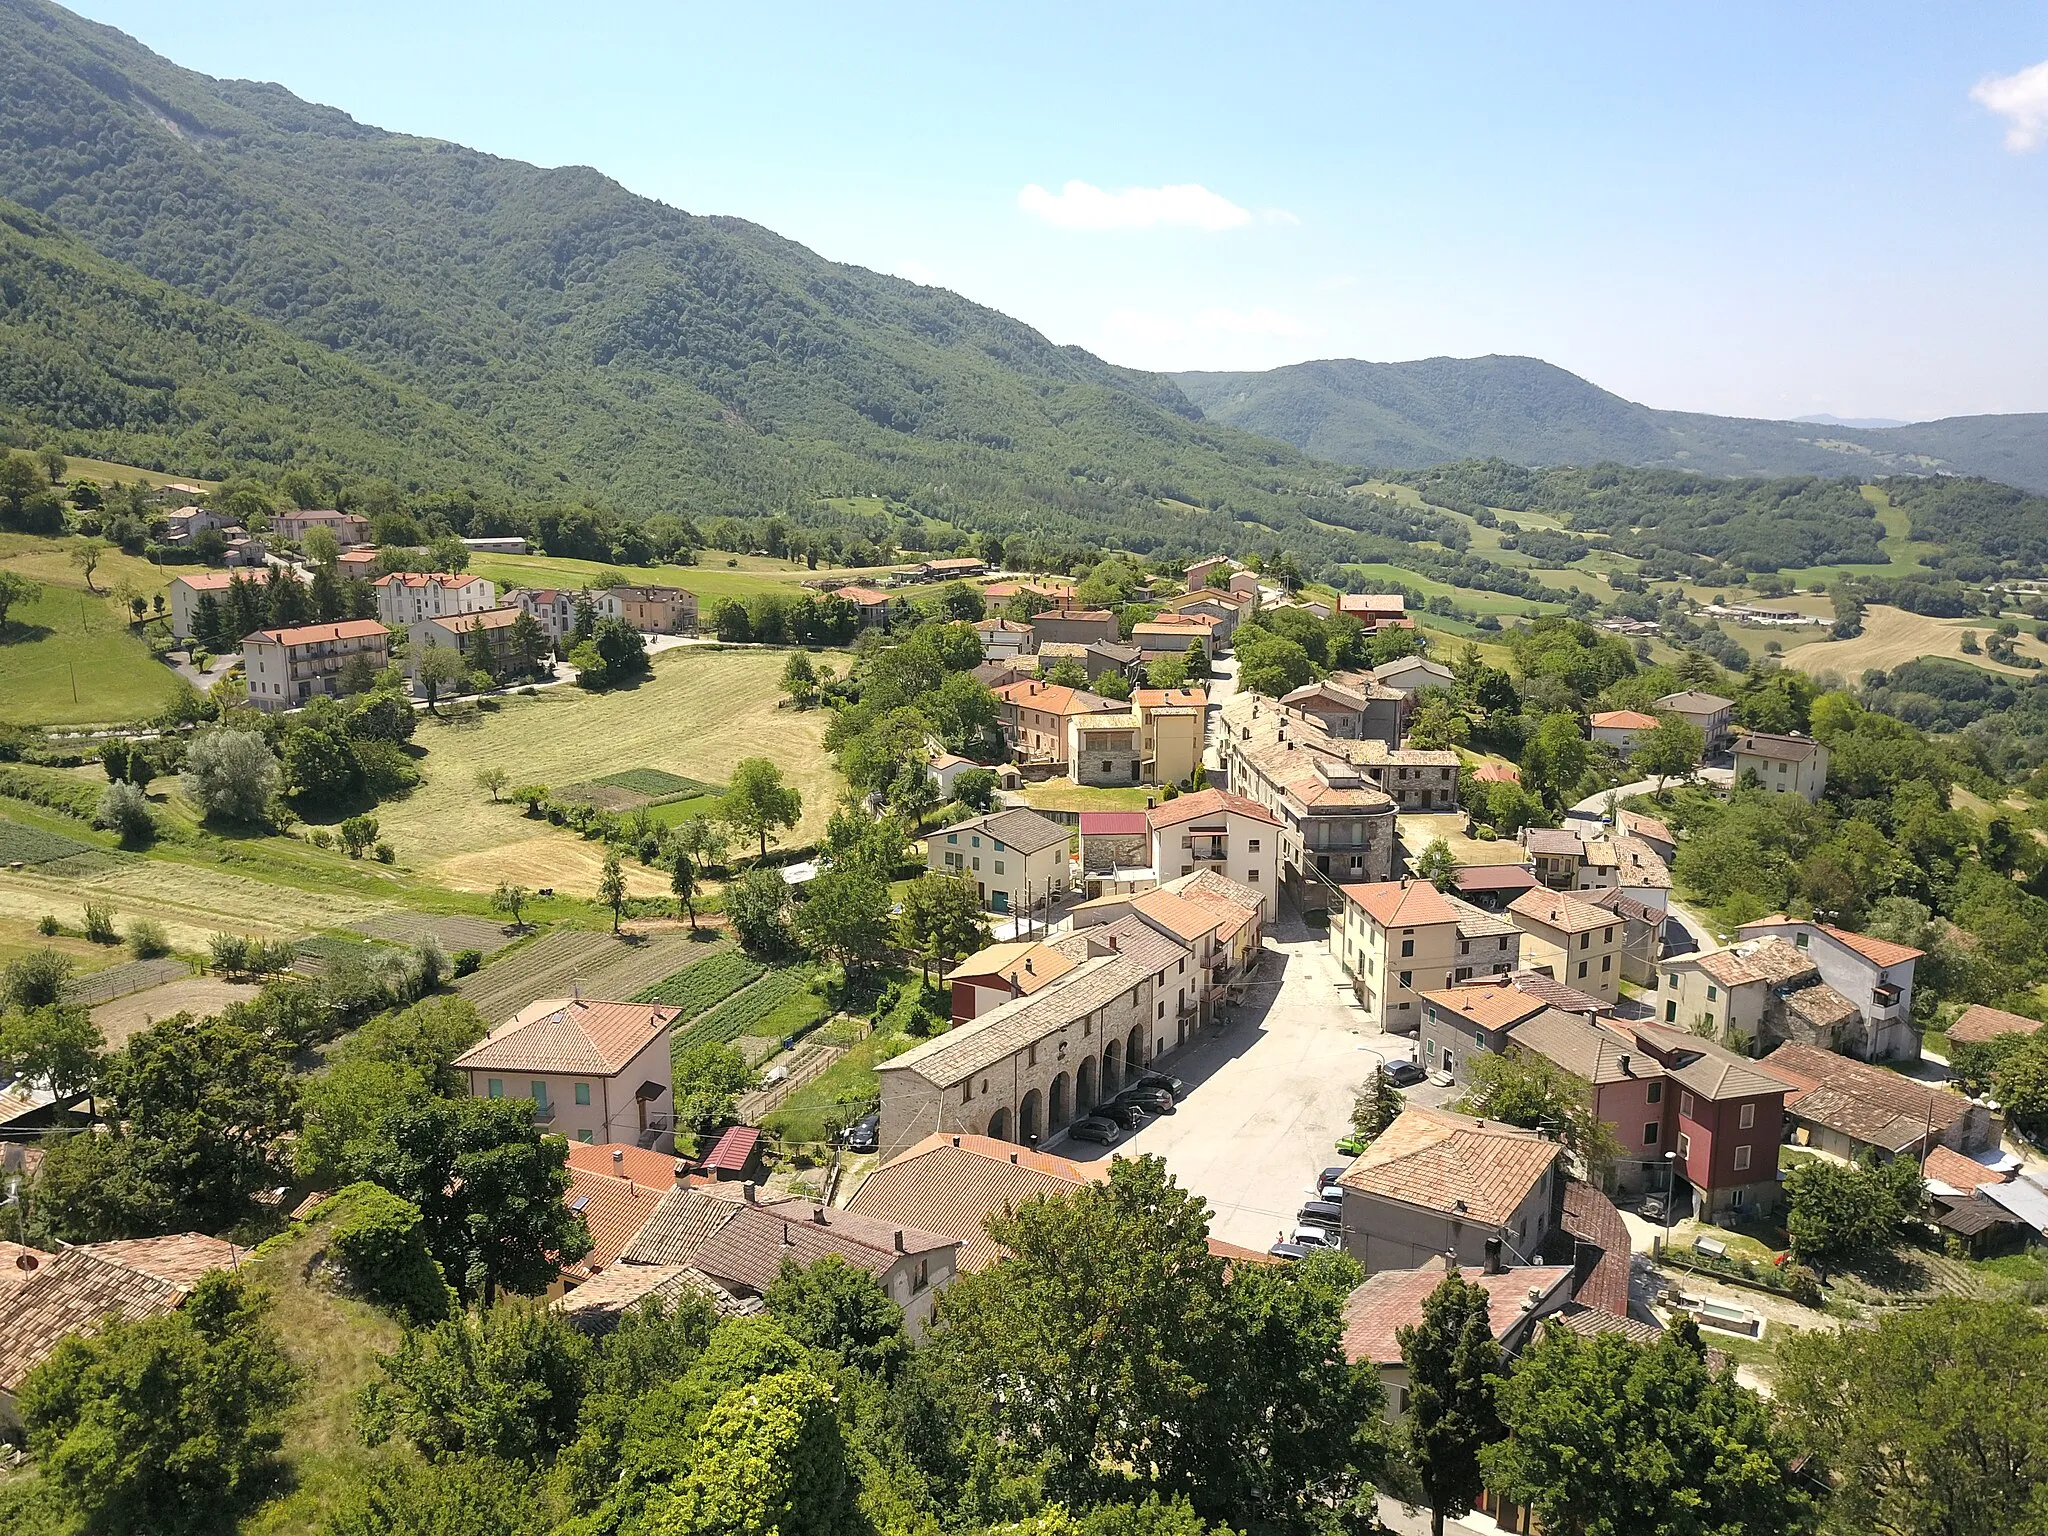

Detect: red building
[1625,1021,1789,1221]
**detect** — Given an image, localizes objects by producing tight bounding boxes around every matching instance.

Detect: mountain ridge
[1173,355,2048,491]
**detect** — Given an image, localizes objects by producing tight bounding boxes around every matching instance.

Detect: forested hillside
[1176,355,2048,491]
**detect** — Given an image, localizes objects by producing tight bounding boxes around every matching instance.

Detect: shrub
[319,1181,455,1323]
[94,779,155,846]
[209,932,251,974]
[4,946,74,1009]
[127,918,171,960]
[82,899,118,945]
[248,939,298,976]
[374,842,396,864]
[354,739,421,797]
[338,814,379,858]
[451,948,483,978]
[37,913,59,936]
[309,828,333,849]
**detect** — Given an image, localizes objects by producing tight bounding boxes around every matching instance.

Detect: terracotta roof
[1340,1264,1573,1365]
[1340,593,1408,615]
[1502,970,1610,1015]
[1619,810,1673,845]
[0,1242,53,1303]
[1734,730,1824,762]
[566,1141,689,1187]
[832,585,893,605]
[425,605,522,632]
[1456,865,1540,894]
[454,997,680,1076]
[1607,835,1672,889]
[1655,691,1734,713]
[171,570,240,590]
[1471,762,1521,784]
[1051,915,1193,978]
[700,1126,762,1175]
[1522,827,1586,857]
[1690,939,1816,990]
[374,571,484,589]
[1420,982,1550,1034]
[1162,868,1265,931]
[250,618,389,646]
[1626,1021,1789,1101]
[1339,1105,1561,1226]
[1947,1004,2048,1046]
[933,806,1072,855]
[1147,788,1277,831]
[996,680,1124,718]
[1078,811,1149,836]
[1746,917,1927,968]
[686,1199,955,1293]
[948,941,1079,996]
[1592,889,1663,925]
[1761,1042,1967,1151]
[1558,1180,1633,1316]
[1590,710,1659,730]
[1509,1009,1665,1086]
[1546,1302,1665,1347]
[1133,688,1209,710]
[553,1263,762,1329]
[564,1167,669,1277]
[1341,879,1462,930]
[0,1235,243,1392]
[1507,889,1613,934]
[1129,886,1231,945]
[848,1134,1100,1271]
[1922,1144,2009,1196]
[881,955,1147,1088]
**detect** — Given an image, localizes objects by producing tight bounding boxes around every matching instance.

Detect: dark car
[842,1112,880,1153]
[1133,1071,1185,1097]
[1383,1059,1427,1088]
[1268,1241,1311,1261]
[1299,1199,1343,1231]
[1117,1086,1175,1114]
[1319,1165,1348,1189]
[1067,1116,1123,1146]
[1091,1101,1145,1131]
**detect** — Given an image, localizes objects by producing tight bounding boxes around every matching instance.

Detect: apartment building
[410,606,528,680]
[242,619,390,712]
[372,571,498,628]
[1145,789,1277,906]
[1654,691,1734,750]
[923,807,1072,916]
[1589,709,1659,757]
[1507,890,1622,1003]
[996,679,1123,769]
[273,508,370,546]
[600,585,698,635]
[515,588,580,646]
[167,569,240,640]
[1735,916,1923,1061]
[1332,878,1523,1033]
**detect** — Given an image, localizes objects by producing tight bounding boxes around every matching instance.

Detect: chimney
[1618,1052,1631,1075]
[571,978,583,1000]
[612,1148,624,1170]
[1009,1152,1019,1164]
[1441,1250,1458,1274]
[1024,957,1034,975]
[951,1136,961,1147]
[1484,1236,1504,1275]
[673,1160,690,1184]
[742,1181,757,1204]
[812,1207,828,1225]
[782,1222,794,1247]
[893,1229,906,1253]
[1526,1285,1544,1306]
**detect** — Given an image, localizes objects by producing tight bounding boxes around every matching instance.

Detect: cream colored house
[1732,731,1829,801]
[1654,691,1734,750]
[1146,788,1278,906]
[1134,688,1207,785]
[600,585,698,635]
[1507,889,1622,1003]
[167,569,241,640]
[373,571,498,628]
[453,996,681,1148]
[242,619,390,712]
[1332,879,1523,1033]
[924,807,1072,916]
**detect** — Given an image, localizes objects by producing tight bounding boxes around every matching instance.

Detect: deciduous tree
[723,757,803,860]
[763,1255,908,1377]
[1398,1273,1504,1536]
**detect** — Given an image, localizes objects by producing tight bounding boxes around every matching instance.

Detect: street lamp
[1663,1150,1679,1245]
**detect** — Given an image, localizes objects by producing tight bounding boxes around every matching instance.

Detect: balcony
[530,1100,556,1124]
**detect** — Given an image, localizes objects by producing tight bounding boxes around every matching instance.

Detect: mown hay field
[376,648,840,895]
[1785,604,2048,682]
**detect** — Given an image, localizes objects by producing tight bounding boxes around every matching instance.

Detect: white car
[1291,1225,1340,1250]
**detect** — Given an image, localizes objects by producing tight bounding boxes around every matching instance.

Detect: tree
[598,850,629,933]
[491,882,531,931]
[4,947,75,1010]
[474,766,509,802]
[340,813,381,857]
[1095,669,1132,701]
[1042,656,1090,689]
[1236,634,1315,697]
[782,649,819,706]
[670,852,699,929]
[0,1004,104,1109]
[69,536,108,593]
[371,1096,591,1303]
[794,868,893,976]
[1181,639,1211,681]
[723,757,803,860]
[1407,693,1471,750]
[417,646,467,710]
[657,1369,862,1536]
[898,871,990,984]
[18,1272,298,1536]
[0,568,42,628]
[182,728,280,823]
[1459,1050,1623,1184]
[1484,1322,1814,1536]
[1633,715,1705,794]
[462,616,499,681]
[507,609,550,675]
[1351,1066,1405,1141]
[1520,711,1593,809]
[294,998,484,1188]
[764,1255,908,1377]
[674,1041,756,1133]
[726,868,795,957]
[1784,1156,1919,1276]
[952,766,999,813]
[1147,653,1190,689]
[283,716,365,806]
[1774,1298,2048,1536]
[1399,1273,1505,1536]
[361,1301,590,1465]
[93,779,155,846]
[36,443,66,484]
[1410,837,1460,891]
[302,524,341,566]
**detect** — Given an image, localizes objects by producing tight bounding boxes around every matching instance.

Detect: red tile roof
[252,618,389,647]
[1147,788,1277,830]
[1922,1144,2008,1196]
[454,997,680,1076]
[563,1167,669,1277]
[1341,879,1461,929]
[1740,916,1925,967]
[1078,811,1150,835]
[848,1134,1101,1271]
[700,1125,762,1174]
[1559,1181,1632,1315]
[1340,1264,1573,1365]
[567,1140,689,1187]
[1947,1004,2048,1046]
[1339,1106,1561,1226]
[1590,710,1660,730]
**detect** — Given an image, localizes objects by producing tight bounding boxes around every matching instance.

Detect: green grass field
[0,583,178,725]
[46,455,221,493]
[465,548,898,606]
[1335,562,1566,619]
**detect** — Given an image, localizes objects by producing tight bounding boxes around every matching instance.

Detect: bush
[209,932,251,974]
[127,918,171,960]
[310,828,333,849]
[339,814,379,858]
[318,1181,455,1324]
[82,899,118,945]
[451,948,483,978]
[37,913,59,936]
[182,728,280,824]
[93,778,155,846]
[374,842,396,864]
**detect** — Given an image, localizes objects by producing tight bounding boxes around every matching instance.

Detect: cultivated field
[1785,604,2048,682]
[91,975,260,1047]
[453,926,723,1021]
[376,647,840,894]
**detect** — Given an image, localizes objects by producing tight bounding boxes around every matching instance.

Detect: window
[1158,1000,1165,1018]
[947,833,957,844]
[1738,1103,1755,1129]
[1602,954,1612,972]
[1677,1132,1692,1159]
[1249,839,1260,851]
[487,1078,504,1098]
[1665,1000,1677,1022]
[577,1129,594,1144]
[972,857,981,870]
[1249,869,1260,881]
[1733,1144,1752,1171]
[995,860,1005,875]
[575,1083,591,1106]
[1400,938,1414,958]
[962,1081,972,1103]
[1476,1031,1491,1050]
[1580,932,1590,950]
[1680,1091,1694,1118]
[1577,961,1588,979]
[912,1257,930,1292]
[1647,1082,1662,1103]
[1425,1038,1437,1059]
[971,836,981,847]
[1644,1121,1659,1145]
[1795,931,1809,948]
[1706,984,1719,1001]
[1027,1045,1037,1067]
[531,1081,549,1107]
[1399,970,1413,988]
[1604,927,1614,943]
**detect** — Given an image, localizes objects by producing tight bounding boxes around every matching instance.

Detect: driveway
[1056,906,1458,1250]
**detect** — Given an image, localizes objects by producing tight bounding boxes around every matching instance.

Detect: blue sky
[75,2,2048,422]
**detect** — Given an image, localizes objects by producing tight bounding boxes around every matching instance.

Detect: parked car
[1298,1199,1343,1231]
[1067,1116,1123,1146]
[1319,1165,1348,1189]
[1091,1101,1145,1131]
[1334,1134,1367,1156]
[842,1113,879,1154]
[1308,1181,1344,1203]
[1291,1225,1339,1250]
[1639,1192,1668,1222]
[1383,1059,1427,1087]
[1117,1086,1175,1114]
[1268,1241,1312,1261]
[1133,1071,1184,1097]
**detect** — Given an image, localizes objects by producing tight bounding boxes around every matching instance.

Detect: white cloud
[1017,179,1259,231]
[1972,57,2048,151]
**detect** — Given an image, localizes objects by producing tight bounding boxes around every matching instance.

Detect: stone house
[1337,1106,1565,1273]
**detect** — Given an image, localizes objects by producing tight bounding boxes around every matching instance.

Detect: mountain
[1796,414,1911,430]
[0,0,1395,573]
[1173,356,2048,492]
